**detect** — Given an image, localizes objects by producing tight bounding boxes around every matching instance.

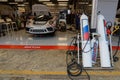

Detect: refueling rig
[66,12,120,80]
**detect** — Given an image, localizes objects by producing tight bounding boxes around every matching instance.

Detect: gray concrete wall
[97,0,118,24]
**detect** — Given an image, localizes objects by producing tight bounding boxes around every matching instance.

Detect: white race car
[26,15,56,35]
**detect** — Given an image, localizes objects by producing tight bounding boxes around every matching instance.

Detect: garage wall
[0,5,14,15]
[47,5,68,16]
[97,0,118,24]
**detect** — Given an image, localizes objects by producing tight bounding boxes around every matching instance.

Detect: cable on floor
[113,36,120,62]
[66,36,90,80]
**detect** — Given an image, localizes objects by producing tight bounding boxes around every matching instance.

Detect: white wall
[97,0,118,24]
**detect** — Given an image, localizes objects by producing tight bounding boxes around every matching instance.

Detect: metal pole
[91,0,98,29]
[77,33,80,64]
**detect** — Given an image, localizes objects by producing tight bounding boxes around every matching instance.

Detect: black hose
[67,60,83,76]
[66,35,90,80]
[83,67,90,80]
[66,37,82,79]
[105,21,119,62]
[82,37,93,53]
[113,36,120,61]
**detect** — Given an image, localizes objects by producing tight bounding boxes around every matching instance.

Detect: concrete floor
[0,30,120,80]
[0,30,76,45]
[0,49,119,80]
[0,49,66,71]
[0,29,118,46]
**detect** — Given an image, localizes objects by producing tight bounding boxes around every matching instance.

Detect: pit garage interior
[0,0,120,80]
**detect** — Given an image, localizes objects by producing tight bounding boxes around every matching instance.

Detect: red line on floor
[0,45,76,50]
[112,46,120,50]
[0,45,119,50]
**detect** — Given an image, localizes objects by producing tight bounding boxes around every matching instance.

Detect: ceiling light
[58,2,68,4]
[46,3,55,6]
[17,4,25,6]
[0,0,7,2]
[38,0,50,1]
[78,2,89,4]
[24,2,29,4]
[58,4,67,6]
[57,0,68,1]
[43,2,52,4]
[15,0,23,2]
[9,2,18,4]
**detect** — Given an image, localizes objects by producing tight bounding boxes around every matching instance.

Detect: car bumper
[27,27,55,34]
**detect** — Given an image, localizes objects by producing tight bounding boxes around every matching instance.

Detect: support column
[91,0,98,29]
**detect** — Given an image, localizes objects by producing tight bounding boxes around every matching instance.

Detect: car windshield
[34,15,52,21]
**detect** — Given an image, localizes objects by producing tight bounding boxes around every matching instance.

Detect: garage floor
[0,30,120,80]
[0,29,118,46]
[0,30,76,45]
[0,49,119,80]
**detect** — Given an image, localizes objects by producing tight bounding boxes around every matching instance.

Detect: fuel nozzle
[106,21,112,35]
[91,33,100,40]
